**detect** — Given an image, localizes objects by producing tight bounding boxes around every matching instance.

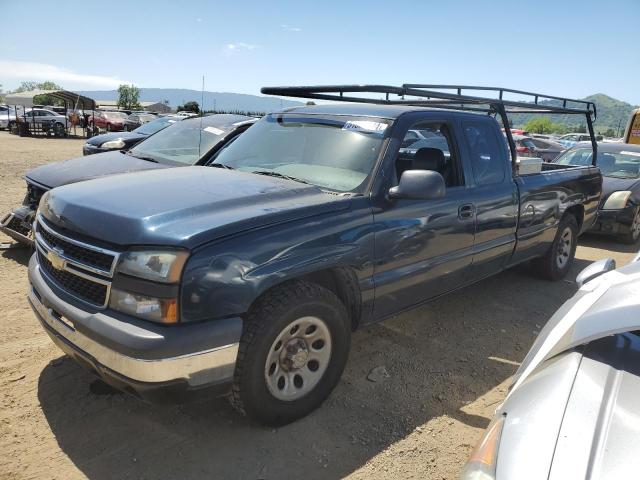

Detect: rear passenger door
[372,114,476,319]
[462,120,518,280]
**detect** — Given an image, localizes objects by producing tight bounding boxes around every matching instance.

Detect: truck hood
[510,258,640,396]
[25,151,169,189]
[39,166,350,248]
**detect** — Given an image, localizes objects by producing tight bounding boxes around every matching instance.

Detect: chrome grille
[34,215,119,308]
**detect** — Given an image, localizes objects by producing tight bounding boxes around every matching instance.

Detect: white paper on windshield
[204,126,225,135]
[342,120,387,134]
[620,151,640,157]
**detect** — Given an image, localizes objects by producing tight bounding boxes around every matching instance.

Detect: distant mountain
[509,93,637,133]
[75,88,303,113]
[76,88,636,133]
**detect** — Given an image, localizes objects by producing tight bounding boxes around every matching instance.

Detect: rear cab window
[462,121,507,185]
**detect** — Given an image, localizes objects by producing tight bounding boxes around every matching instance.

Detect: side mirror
[388,170,445,200]
[576,258,616,287]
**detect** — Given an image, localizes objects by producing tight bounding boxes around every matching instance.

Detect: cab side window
[463,121,506,185]
[396,122,463,188]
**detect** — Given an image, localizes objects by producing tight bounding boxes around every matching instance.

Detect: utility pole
[617,118,623,137]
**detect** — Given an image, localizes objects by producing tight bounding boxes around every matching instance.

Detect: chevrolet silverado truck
[0,114,256,245]
[26,85,602,425]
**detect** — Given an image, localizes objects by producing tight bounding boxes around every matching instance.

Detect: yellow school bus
[625,108,640,144]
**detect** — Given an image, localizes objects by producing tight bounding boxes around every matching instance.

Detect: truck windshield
[212,114,389,192]
[129,119,227,165]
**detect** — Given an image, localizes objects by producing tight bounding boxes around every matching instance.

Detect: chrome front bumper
[28,255,240,395]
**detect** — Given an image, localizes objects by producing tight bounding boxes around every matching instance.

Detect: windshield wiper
[210,163,235,170]
[126,151,158,163]
[250,170,310,185]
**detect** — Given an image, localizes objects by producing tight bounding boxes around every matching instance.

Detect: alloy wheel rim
[556,227,573,269]
[264,316,332,401]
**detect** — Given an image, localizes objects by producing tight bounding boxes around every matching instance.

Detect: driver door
[372,115,476,319]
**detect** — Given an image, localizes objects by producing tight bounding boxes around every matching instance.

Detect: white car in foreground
[461,254,640,479]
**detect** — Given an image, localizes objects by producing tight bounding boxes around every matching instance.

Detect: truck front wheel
[231,280,351,425]
[533,215,578,280]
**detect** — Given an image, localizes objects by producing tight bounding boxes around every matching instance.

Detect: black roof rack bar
[261,84,599,168]
[404,84,596,117]
[261,84,596,119]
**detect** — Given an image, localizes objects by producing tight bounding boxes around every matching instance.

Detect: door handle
[458,204,475,220]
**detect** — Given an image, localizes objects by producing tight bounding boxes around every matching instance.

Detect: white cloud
[0,60,131,90]
[226,42,259,51]
[281,24,302,32]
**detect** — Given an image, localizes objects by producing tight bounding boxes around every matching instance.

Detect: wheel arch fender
[181,246,367,327]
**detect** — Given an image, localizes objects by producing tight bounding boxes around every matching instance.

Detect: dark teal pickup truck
[27,85,602,425]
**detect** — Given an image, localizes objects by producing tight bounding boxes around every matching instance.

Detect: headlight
[603,191,632,210]
[460,415,505,480]
[109,288,178,323]
[117,249,189,283]
[101,139,125,149]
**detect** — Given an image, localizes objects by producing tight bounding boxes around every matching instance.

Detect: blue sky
[1,0,639,104]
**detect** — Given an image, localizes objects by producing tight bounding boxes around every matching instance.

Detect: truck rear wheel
[231,280,350,425]
[532,215,578,280]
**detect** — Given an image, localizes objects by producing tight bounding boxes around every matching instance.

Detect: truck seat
[412,147,450,185]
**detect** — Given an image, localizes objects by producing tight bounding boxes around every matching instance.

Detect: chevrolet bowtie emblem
[47,248,66,271]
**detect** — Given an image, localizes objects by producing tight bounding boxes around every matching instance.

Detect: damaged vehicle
[461,253,640,480]
[0,114,257,245]
[26,85,602,425]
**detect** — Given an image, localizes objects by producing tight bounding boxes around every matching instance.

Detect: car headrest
[598,153,616,170]
[413,147,445,171]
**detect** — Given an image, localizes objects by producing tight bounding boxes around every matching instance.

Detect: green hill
[510,93,637,134]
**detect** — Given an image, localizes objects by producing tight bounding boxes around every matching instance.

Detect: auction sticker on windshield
[204,126,225,135]
[342,120,387,134]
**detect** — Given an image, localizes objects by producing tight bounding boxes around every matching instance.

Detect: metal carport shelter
[4,90,97,137]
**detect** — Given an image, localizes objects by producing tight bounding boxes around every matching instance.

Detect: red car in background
[89,110,128,132]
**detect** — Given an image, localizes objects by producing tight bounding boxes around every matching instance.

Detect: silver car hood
[546,333,640,479]
[510,259,640,396]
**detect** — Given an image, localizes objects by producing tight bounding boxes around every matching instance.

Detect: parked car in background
[554,142,640,243]
[557,133,601,148]
[16,108,68,135]
[461,254,640,480]
[0,114,257,244]
[88,110,128,132]
[83,115,184,155]
[512,135,565,162]
[530,134,556,140]
[176,111,198,117]
[124,112,156,131]
[24,89,601,425]
[0,105,18,130]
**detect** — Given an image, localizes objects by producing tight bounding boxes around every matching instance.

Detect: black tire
[54,122,66,137]
[231,280,351,425]
[619,207,640,244]
[532,215,578,280]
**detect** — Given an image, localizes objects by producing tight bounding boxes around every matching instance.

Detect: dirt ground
[0,130,636,480]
